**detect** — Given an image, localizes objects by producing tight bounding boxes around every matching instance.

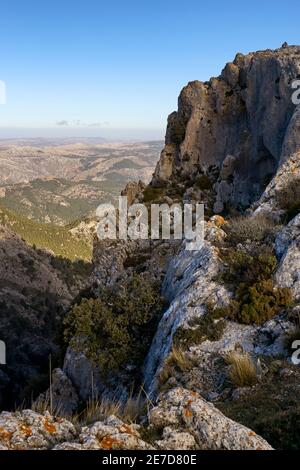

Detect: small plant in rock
[157,347,194,388]
[225,351,258,387]
[218,358,300,449]
[77,391,147,426]
[142,186,166,203]
[173,315,226,349]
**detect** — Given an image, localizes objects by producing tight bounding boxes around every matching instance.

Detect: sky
[0,0,299,140]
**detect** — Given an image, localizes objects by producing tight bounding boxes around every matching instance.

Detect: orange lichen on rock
[0,426,13,442]
[118,424,137,436]
[183,397,194,418]
[184,408,193,418]
[212,215,226,227]
[44,418,56,434]
[19,424,33,437]
[100,435,123,450]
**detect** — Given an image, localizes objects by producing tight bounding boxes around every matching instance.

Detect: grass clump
[34,391,147,426]
[158,347,194,387]
[78,392,146,425]
[225,351,258,387]
[64,274,166,374]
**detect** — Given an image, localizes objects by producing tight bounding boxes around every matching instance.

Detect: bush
[275,178,300,223]
[223,214,279,245]
[64,274,166,374]
[220,246,277,285]
[213,246,293,325]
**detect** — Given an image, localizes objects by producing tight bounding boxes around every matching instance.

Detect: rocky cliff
[152,44,300,212]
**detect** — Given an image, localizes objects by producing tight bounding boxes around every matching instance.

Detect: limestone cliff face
[152,45,300,211]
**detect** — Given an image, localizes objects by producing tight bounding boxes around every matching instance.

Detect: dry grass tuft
[77,390,147,426]
[158,347,195,386]
[225,351,258,387]
[31,389,147,427]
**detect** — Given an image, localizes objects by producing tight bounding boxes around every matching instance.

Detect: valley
[0,139,161,258]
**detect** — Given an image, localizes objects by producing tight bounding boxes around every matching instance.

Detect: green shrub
[64,274,166,374]
[214,280,292,325]
[214,246,293,325]
[220,246,277,285]
[157,347,195,389]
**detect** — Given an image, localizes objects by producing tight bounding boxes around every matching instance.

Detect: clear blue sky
[0,0,299,140]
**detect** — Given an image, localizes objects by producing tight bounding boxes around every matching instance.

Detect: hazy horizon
[0,127,164,142]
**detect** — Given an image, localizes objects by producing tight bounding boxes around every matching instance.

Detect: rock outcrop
[149,388,273,450]
[152,45,300,212]
[0,390,273,450]
[144,219,231,394]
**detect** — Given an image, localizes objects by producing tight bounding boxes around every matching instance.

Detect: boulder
[149,387,273,450]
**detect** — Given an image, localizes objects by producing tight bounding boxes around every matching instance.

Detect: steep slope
[0,202,91,261]
[0,225,91,408]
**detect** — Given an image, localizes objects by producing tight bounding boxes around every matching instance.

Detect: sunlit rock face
[152,45,300,212]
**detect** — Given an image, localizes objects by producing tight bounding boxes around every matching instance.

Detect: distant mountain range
[0,140,161,227]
